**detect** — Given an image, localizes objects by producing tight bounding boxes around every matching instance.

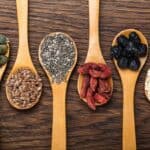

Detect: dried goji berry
[78,63,99,75]
[90,77,98,92]
[86,88,96,110]
[89,69,102,78]
[101,93,112,100]
[86,87,93,97]
[100,67,112,79]
[98,79,111,94]
[80,75,90,98]
[98,63,107,71]
[90,63,100,70]
[87,97,96,110]
[78,65,89,75]
[94,93,108,105]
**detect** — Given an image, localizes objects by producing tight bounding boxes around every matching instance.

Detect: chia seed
[40,33,76,84]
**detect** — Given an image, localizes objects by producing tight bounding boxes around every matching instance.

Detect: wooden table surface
[0,0,150,149]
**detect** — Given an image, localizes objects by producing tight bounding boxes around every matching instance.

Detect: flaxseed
[6,68,42,109]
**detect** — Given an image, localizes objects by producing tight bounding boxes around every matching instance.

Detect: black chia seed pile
[40,33,76,83]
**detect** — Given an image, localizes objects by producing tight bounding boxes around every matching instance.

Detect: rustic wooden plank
[0,0,150,149]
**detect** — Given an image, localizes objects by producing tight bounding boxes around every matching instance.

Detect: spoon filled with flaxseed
[5,0,42,110]
[39,32,77,150]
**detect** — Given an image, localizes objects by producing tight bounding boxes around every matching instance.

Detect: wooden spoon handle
[89,0,99,46]
[123,81,136,150]
[87,0,104,62]
[16,0,30,62]
[51,83,67,150]
[16,0,28,48]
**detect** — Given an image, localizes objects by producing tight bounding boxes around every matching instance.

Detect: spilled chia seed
[40,33,76,84]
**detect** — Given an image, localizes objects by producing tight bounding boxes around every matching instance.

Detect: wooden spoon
[77,0,113,105]
[39,32,77,150]
[112,29,148,150]
[0,43,9,81]
[5,0,40,109]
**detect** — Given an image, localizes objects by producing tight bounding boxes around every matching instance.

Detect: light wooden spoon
[39,32,77,150]
[112,29,148,150]
[0,43,9,81]
[5,0,40,109]
[77,0,113,105]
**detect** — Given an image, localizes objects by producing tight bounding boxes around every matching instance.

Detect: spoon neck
[16,0,31,63]
[122,76,137,101]
[87,0,104,62]
[89,0,100,48]
[17,0,28,44]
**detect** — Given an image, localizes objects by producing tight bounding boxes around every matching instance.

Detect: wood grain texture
[0,0,150,150]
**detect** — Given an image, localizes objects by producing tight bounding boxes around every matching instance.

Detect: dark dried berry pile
[111,32,147,71]
[78,63,112,110]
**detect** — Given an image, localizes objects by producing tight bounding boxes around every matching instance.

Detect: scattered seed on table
[6,68,42,109]
[40,33,76,84]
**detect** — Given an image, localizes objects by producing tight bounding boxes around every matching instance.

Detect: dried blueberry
[124,41,134,52]
[121,49,127,57]
[128,58,140,71]
[124,41,138,57]
[110,46,121,59]
[117,57,128,69]
[129,32,141,45]
[117,35,129,47]
[138,44,147,57]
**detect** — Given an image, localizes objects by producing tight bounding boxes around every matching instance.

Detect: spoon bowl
[39,32,77,83]
[112,29,148,150]
[6,63,38,110]
[39,32,77,150]
[77,0,113,106]
[5,0,40,110]
[112,29,148,75]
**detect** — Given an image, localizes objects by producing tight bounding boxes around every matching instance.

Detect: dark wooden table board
[0,0,150,149]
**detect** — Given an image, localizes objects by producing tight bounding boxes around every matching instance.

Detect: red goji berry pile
[78,63,112,110]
